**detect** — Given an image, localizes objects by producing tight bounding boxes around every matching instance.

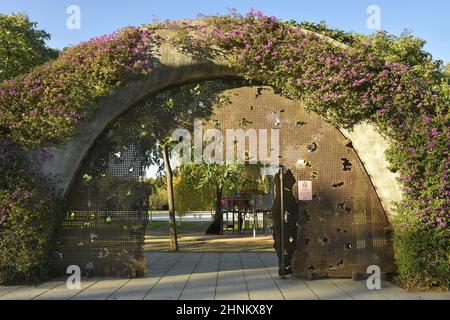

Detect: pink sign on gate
[298,181,313,201]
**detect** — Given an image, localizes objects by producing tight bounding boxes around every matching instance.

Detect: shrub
[393,209,450,289]
[0,140,58,284]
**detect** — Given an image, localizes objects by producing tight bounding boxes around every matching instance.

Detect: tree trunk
[215,187,223,220]
[206,186,223,235]
[161,143,178,251]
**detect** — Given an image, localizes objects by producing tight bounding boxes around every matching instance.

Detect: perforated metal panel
[52,123,152,277]
[55,79,395,278]
[210,86,395,277]
[52,79,242,277]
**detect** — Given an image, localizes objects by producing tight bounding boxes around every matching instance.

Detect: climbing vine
[0,26,157,148]
[0,11,448,288]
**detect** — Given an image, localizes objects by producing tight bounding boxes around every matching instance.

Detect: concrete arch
[32,41,402,218]
[33,43,235,195]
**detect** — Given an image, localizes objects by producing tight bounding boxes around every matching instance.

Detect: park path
[0,252,448,300]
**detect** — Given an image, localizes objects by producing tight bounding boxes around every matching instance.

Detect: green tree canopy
[0,13,58,82]
[175,162,265,215]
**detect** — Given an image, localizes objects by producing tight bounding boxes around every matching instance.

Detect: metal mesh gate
[51,79,242,277]
[53,79,395,278]
[209,85,395,278]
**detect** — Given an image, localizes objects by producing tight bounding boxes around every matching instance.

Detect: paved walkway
[0,253,448,300]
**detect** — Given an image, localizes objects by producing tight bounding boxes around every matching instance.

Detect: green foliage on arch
[0,26,157,147]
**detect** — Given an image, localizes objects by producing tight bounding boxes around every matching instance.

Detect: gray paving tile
[34,278,99,300]
[305,279,354,300]
[264,266,318,300]
[109,277,162,300]
[180,269,218,300]
[243,267,284,300]
[0,286,22,298]
[70,278,129,300]
[330,279,388,300]
[144,253,203,300]
[1,281,63,300]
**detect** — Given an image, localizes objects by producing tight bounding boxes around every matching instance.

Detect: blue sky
[1,0,448,63]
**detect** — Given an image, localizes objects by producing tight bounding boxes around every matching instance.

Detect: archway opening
[53,78,394,279]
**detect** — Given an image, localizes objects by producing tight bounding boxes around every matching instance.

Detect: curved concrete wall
[340,125,403,217]
[31,42,402,218]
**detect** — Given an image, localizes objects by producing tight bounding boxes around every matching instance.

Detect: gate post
[280,166,286,279]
